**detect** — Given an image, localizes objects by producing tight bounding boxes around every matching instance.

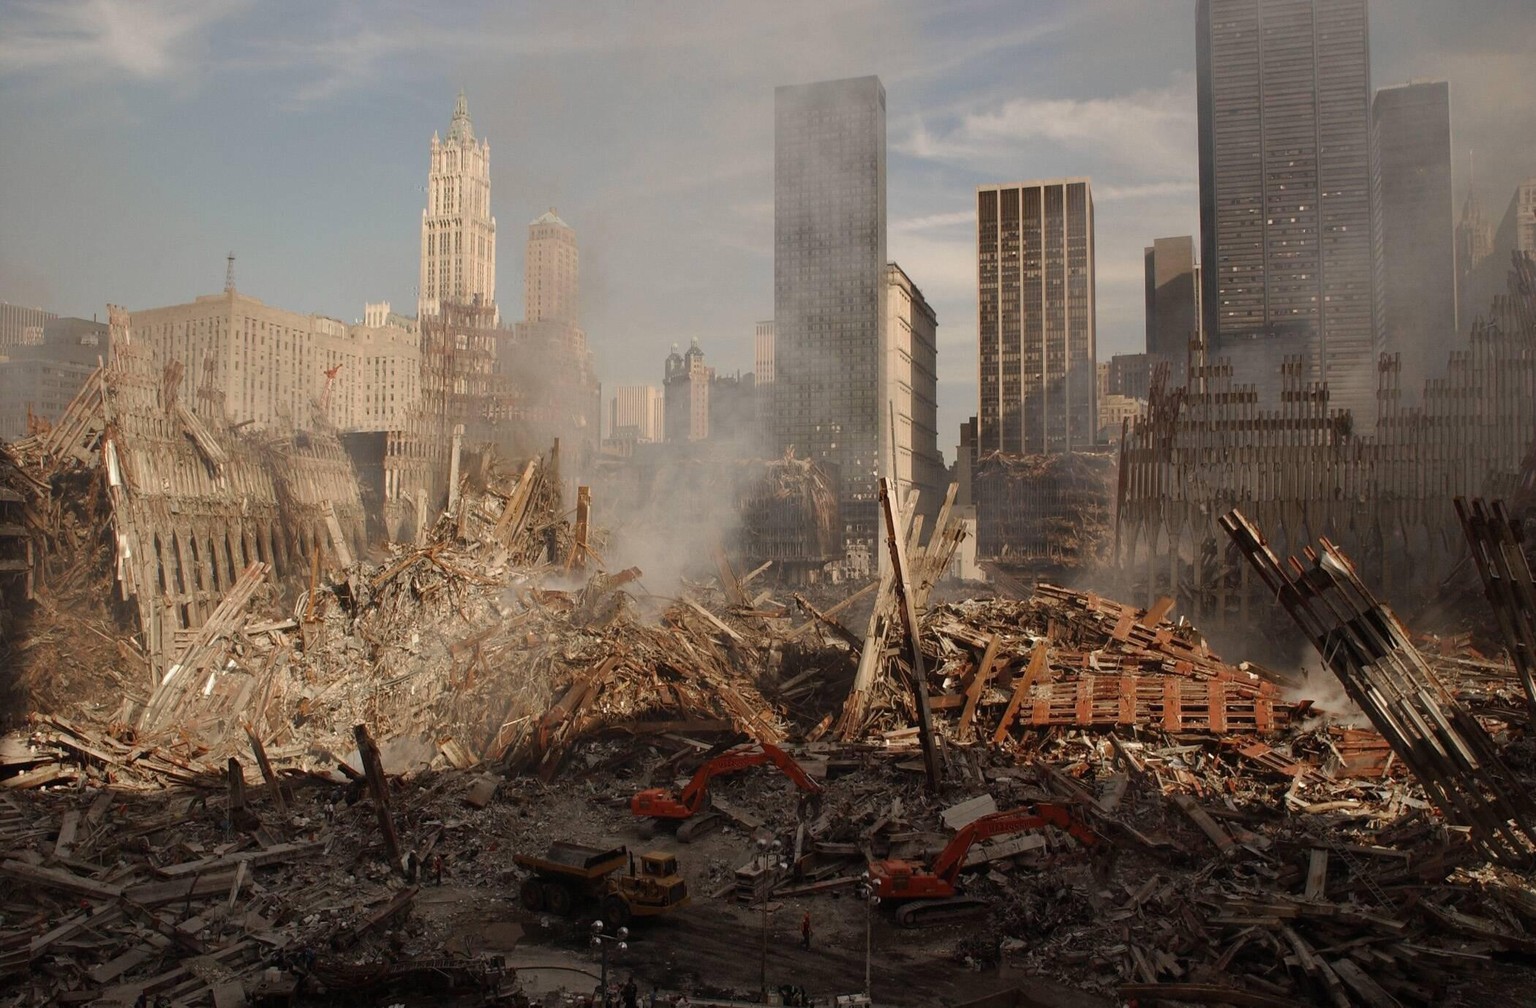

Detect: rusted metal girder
[1220,507,1536,867]
[1454,496,1536,720]
[879,478,942,793]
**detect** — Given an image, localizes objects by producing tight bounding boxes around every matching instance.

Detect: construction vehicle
[867,803,1098,927]
[630,741,824,842]
[514,842,688,926]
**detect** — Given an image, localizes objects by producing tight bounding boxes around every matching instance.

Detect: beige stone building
[419,91,496,320]
[885,262,946,522]
[525,209,578,326]
[130,287,419,434]
[754,320,775,384]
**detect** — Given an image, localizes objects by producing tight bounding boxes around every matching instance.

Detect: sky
[2,0,1533,457]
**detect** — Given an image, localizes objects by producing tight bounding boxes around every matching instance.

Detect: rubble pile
[4,456,807,797]
[6,398,1536,1004]
[972,451,1115,572]
[0,440,128,730]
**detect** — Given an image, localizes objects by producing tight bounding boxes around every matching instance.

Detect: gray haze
[1,1,1532,449]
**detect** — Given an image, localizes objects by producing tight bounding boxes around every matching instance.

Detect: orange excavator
[631,742,824,842]
[867,802,1099,927]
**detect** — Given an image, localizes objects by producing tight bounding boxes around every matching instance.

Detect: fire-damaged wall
[25,306,365,682]
[1117,254,1536,623]
[973,451,1116,570]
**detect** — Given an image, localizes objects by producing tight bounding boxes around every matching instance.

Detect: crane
[867,802,1099,927]
[630,741,824,842]
[319,363,344,416]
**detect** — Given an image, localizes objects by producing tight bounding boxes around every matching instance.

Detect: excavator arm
[633,742,822,820]
[928,803,1097,885]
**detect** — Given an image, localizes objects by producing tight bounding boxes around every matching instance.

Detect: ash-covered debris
[4,404,1536,1005]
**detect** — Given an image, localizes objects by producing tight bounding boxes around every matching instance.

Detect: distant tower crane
[320,363,344,416]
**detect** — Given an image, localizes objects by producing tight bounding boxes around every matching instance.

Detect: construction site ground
[8,409,1536,1007]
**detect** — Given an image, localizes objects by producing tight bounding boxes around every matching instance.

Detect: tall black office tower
[1197,0,1379,423]
[1373,81,1454,401]
[773,76,887,551]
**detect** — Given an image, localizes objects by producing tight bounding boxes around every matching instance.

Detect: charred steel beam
[1220,508,1536,867]
[1454,496,1536,720]
[879,478,942,793]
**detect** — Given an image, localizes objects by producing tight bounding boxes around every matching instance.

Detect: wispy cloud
[1095,180,1197,201]
[0,0,243,79]
[892,210,974,233]
[897,76,1197,181]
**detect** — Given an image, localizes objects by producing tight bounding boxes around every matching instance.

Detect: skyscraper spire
[420,91,495,319]
[447,88,473,143]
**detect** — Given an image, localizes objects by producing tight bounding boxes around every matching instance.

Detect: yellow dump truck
[513,842,689,925]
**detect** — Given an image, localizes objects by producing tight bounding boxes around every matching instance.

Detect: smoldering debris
[5,354,1536,1005]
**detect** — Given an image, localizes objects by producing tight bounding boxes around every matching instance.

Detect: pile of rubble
[6,413,1536,1005]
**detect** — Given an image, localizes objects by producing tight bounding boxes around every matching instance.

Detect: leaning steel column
[1220,508,1536,867]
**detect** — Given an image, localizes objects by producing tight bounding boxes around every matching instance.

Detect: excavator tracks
[893,895,991,928]
[675,811,723,843]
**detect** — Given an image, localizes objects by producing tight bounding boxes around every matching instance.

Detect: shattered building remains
[973,451,1115,574]
[1117,255,1536,622]
[5,350,1536,1007]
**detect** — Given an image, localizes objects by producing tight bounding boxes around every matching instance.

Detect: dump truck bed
[513,842,628,879]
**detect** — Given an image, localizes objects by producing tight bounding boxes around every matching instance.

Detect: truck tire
[602,894,631,927]
[520,877,545,912]
[543,882,573,917]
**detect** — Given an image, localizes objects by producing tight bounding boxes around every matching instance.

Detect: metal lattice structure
[1221,507,1536,866]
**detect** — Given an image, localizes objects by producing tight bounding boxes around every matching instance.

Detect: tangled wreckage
[3,311,1536,1007]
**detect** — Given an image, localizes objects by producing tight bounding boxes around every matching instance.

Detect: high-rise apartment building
[131,289,420,433]
[0,317,105,441]
[1499,176,1536,256]
[525,209,578,326]
[419,91,496,319]
[885,263,946,516]
[977,179,1097,455]
[1196,0,1378,420]
[609,385,664,445]
[0,304,56,350]
[1144,236,1201,375]
[754,320,775,385]
[500,211,601,458]
[1457,186,1494,324]
[773,75,888,549]
[1466,175,1536,323]
[1373,81,1455,399]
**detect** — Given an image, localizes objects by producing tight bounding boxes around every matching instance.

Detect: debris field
[4,376,1536,1007]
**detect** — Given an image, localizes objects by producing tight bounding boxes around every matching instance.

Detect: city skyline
[2,0,1532,451]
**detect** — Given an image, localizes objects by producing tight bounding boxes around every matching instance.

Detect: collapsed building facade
[972,451,1115,576]
[12,306,364,690]
[1116,254,1536,623]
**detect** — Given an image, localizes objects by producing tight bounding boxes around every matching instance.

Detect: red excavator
[867,802,1099,927]
[630,742,824,841]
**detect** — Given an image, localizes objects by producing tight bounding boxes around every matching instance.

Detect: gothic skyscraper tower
[419,91,496,319]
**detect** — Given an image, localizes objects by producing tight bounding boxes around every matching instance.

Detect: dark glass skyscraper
[1144,235,1201,372]
[773,76,887,550]
[1373,81,1454,400]
[976,180,1097,456]
[1196,0,1379,421]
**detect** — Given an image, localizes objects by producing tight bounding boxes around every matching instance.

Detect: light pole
[757,837,785,1005]
[858,873,880,1003]
[590,919,628,1008]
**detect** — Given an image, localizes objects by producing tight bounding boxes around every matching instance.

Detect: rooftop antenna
[225,252,236,293]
